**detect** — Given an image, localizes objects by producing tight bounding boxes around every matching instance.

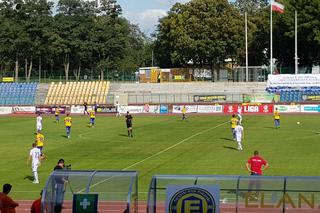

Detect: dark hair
[232,114,235,117]
[254,150,259,156]
[58,159,65,164]
[3,183,12,193]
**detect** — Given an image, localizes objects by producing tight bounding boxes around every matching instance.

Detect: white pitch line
[122,121,228,170]
[83,121,228,192]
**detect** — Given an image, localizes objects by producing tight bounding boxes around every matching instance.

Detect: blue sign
[160,105,169,114]
[166,185,220,213]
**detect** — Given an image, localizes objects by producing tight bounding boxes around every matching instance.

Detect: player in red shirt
[246,151,269,200]
[30,190,42,213]
[246,150,269,175]
[0,184,19,213]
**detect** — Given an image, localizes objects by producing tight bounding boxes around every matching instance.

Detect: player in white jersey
[27,143,41,183]
[36,113,43,131]
[235,123,244,151]
[115,101,121,117]
[237,111,242,125]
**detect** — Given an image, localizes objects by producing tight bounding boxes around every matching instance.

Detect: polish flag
[271,1,285,13]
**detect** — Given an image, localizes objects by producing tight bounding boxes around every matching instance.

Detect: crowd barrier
[0,104,320,115]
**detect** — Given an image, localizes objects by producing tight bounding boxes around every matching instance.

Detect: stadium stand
[0,82,37,105]
[44,81,110,105]
[266,86,320,102]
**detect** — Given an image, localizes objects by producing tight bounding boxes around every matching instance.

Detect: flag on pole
[271,1,285,13]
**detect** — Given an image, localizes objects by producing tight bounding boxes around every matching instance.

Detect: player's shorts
[126,122,132,128]
[236,136,242,143]
[37,125,42,131]
[90,118,95,124]
[37,146,43,153]
[66,126,71,131]
[32,163,39,172]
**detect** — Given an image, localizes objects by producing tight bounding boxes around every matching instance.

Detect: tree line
[0,0,319,82]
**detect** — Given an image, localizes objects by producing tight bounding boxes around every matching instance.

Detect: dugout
[42,170,138,213]
[147,174,320,213]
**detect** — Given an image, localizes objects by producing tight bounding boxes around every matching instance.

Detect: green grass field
[0,114,320,200]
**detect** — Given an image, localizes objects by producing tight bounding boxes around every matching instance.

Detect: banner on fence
[275,105,300,113]
[302,95,320,102]
[36,107,52,114]
[300,105,320,113]
[194,95,226,102]
[96,106,117,113]
[160,105,169,114]
[51,107,66,114]
[223,104,274,114]
[0,107,12,115]
[172,105,197,113]
[197,105,223,113]
[267,74,320,87]
[13,106,36,114]
[119,106,144,114]
[143,104,160,113]
[243,93,274,103]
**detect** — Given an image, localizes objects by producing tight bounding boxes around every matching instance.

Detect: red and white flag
[271,1,285,13]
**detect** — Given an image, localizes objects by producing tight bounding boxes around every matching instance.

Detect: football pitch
[0,114,320,200]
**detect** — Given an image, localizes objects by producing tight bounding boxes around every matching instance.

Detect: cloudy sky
[118,0,190,35]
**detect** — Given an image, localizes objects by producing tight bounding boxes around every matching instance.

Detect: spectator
[30,190,42,213]
[0,183,19,213]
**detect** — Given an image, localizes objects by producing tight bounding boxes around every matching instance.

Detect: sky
[117,0,190,35]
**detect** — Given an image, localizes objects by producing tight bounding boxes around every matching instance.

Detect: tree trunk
[38,56,41,83]
[25,58,28,81]
[27,58,33,82]
[64,54,69,81]
[73,64,81,81]
[15,57,19,82]
[100,68,104,81]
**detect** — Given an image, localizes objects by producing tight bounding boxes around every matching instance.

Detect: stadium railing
[147,174,320,213]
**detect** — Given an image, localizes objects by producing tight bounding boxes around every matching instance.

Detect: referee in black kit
[125,111,133,137]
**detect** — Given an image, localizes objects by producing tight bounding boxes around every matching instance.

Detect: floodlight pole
[270,1,273,75]
[245,11,249,82]
[294,10,298,74]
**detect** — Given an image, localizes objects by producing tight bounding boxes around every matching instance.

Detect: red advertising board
[223,104,274,114]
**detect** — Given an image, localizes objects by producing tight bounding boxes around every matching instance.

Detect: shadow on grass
[264,126,276,129]
[24,175,34,182]
[223,146,237,150]
[61,135,68,138]
[220,137,234,141]
[119,134,129,137]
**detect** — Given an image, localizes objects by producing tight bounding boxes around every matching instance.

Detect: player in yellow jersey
[64,113,72,139]
[89,110,95,128]
[35,130,45,157]
[274,108,280,128]
[181,105,187,121]
[55,107,60,123]
[230,114,238,140]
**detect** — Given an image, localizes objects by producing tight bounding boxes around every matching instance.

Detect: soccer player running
[230,114,238,140]
[64,113,72,139]
[125,111,133,137]
[27,143,41,184]
[246,150,269,199]
[181,105,187,121]
[55,107,60,123]
[234,122,244,151]
[35,130,45,157]
[89,110,95,128]
[36,113,42,132]
[274,107,280,128]
[115,101,121,117]
[83,101,89,115]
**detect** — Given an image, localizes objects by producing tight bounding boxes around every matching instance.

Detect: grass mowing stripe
[85,121,229,191]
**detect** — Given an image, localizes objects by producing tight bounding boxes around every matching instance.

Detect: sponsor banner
[267,74,320,87]
[243,93,274,103]
[302,95,320,102]
[0,107,13,115]
[119,106,144,114]
[97,106,117,113]
[166,185,220,213]
[223,104,274,114]
[51,107,66,114]
[160,105,169,114]
[300,105,320,113]
[172,105,197,113]
[36,107,52,114]
[275,105,300,113]
[194,95,226,102]
[143,104,160,113]
[2,77,14,82]
[71,105,85,114]
[12,106,36,114]
[197,105,223,113]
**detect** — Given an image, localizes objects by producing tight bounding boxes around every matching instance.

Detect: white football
[297,122,300,125]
